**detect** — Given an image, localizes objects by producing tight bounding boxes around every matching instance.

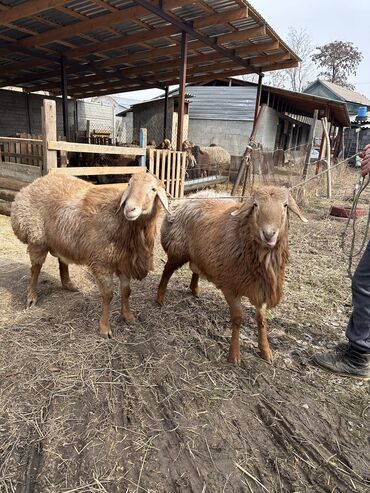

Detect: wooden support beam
[133,0,257,71]
[49,166,145,177]
[42,99,57,175]
[53,7,249,62]
[15,0,195,49]
[48,141,146,156]
[177,31,188,151]
[62,53,292,97]
[302,109,319,180]
[0,0,66,24]
[3,26,267,87]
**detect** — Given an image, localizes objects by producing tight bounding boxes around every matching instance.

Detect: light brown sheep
[11,172,168,338]
[156,187,307,364]
[182,140,231,178]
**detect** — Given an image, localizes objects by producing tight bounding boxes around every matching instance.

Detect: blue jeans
[346,241,370,353]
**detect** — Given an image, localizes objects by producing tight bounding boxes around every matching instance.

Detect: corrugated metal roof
[0,0,300,98]
[187,86,257,121]
[316,80,370,106]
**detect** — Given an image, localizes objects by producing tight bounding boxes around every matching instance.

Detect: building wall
[0,89,114,139]
[304,81,365,116]
[255,105,280,150]
[76,100,114,134]
[188,106,280,156]
[188,119,254,156]
[133,99,173,145]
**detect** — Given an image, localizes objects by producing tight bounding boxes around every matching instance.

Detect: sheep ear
[230,198,254,216]
[157,187,169,212]
[288,194,308,222]
[119,187,130,209]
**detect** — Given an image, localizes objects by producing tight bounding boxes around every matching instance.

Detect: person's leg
[346,241,370,352]
[312,242,370,380]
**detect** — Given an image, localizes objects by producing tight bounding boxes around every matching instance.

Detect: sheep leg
[256,305,273,362]
[119,274,135,324]
[157,259,185,305]
[190,272,200,298]
[223,290,243,365]
[58,259,78,291]
[92,270,113,338]
[27,246,47,307]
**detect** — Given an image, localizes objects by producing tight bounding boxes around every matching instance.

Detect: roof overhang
[0,0,300,98]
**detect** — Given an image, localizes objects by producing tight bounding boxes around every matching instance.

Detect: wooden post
[254,73,264,122]
[139,128,147,167]
[163,86,169,141]
[41,99,57,175]
[302,109,318,179]
[60,56,70,142]
[231,103,267,195]
[177,31,188,151]
[321,117,331,198]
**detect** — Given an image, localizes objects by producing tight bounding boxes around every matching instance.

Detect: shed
[304,80,370,116]
[0,0,300,149]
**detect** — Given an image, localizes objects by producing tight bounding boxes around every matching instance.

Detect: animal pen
[0,100,187,215]
[1,2,370,493]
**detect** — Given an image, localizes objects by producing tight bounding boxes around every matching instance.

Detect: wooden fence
[148,149,186,198]
[0,99,186,216]
[0,135,43,166]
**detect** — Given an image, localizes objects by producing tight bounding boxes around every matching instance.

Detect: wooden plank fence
[0,99,187,216]
[0,135,43,166]
[148,148,186,198]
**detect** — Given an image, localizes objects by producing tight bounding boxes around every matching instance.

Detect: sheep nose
[126,205,136,213]
[263,230,276,241]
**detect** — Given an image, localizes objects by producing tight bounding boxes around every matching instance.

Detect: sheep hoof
[156,296,164,306]
[26,295,37,308]
[260,349,273,363]
[191,287,200,298]
[122,312,136,324]
[100,329,112,339]
[227,352,241,366]
[63,281,78,292]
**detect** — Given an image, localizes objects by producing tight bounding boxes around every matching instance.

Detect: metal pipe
[163,86,169,141]
[254,73,264,122]
[60,56,70,141]
[177,31,188,151]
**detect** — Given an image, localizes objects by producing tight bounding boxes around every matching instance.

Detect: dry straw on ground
[0,162,369,492]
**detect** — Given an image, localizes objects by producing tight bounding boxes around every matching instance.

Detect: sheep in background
[156,186,307,365]
[182,140,231,178]
[11,172,168,338]
[157,139,173,150]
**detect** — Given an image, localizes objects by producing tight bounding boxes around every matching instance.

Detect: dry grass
[0,168,369,492]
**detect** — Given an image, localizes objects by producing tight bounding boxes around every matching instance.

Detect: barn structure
[0,0,301,214]
[0,0,300,146]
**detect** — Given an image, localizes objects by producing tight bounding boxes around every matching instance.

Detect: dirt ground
[1,171,370,492]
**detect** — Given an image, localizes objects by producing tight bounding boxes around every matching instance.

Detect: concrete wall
[188,119,254,156]
[255,105,280,150]
[0,89,114,139]
[188,106,280,156]
[133,99,172,144]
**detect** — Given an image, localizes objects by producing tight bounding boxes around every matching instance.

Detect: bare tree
[285,27,314,91]
[311,41,363,89]
[261,27,314,91]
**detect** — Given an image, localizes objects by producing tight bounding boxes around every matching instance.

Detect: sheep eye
[152,187,157,192]
[253,202,258,208]
[283,203,288,208]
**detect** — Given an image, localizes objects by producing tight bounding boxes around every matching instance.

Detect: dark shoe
[312,346,370,380]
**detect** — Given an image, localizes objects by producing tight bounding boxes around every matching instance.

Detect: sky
[120,0,370,102]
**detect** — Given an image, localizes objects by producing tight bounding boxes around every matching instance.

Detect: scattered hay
[0,176,369,492]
